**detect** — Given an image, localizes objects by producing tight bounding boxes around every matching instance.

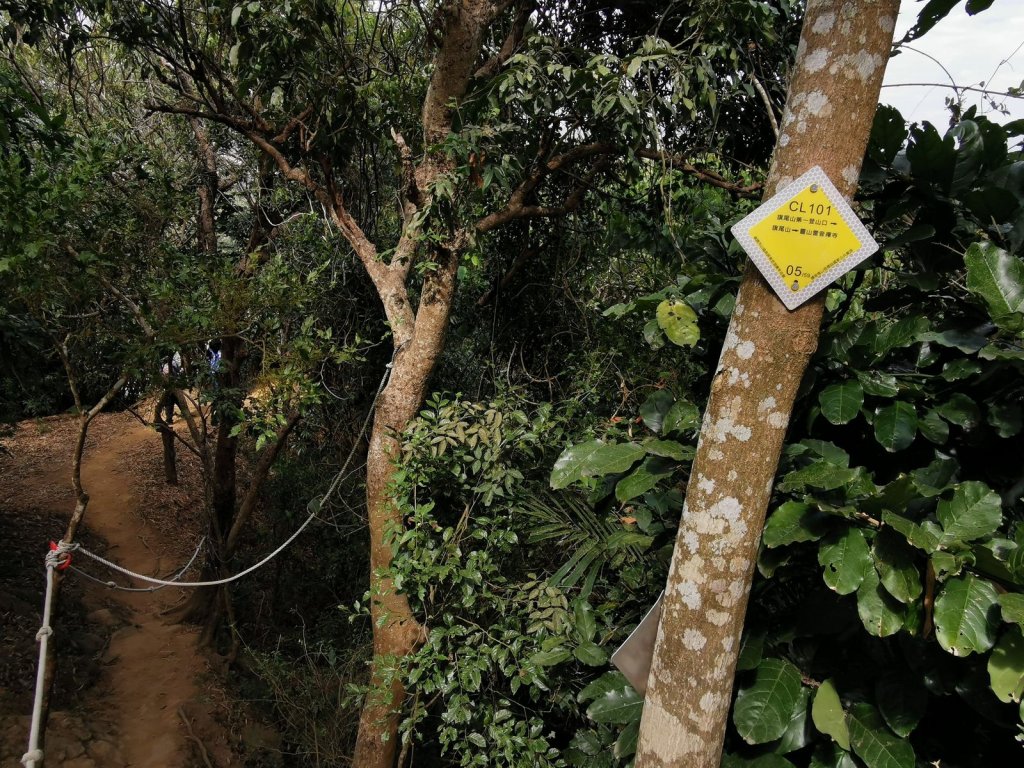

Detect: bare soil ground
[0,409,239,767]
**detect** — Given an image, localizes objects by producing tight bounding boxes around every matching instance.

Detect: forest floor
[0,409,245,767]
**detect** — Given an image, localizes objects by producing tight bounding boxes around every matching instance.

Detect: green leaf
[949,120,984,195]
[779,463,858,493]
[988,627,1024,703]
[615,456,674,502]
[733,658,804,745]
[933,574,1001,656]
[918,409,949,445]
[640,389,674,433]
[529,647,571,666]
[936,393,980,430]
[551,440,603,489]
[936,481,1003,545]
[987,402,1023,438]
[910,457,958,497]
[736,631,765,672]
[643,318,665,348]
[550,441,645,488]
[857,371,899,398]
[578,671,627,702]
[819,527,873,595]
[573,600,596,643]
[872,529,922,604]
[586,683,643,724]
[663,399,701,435]
[763,502,830,548]
[873,402,917,453]
[882,512,940,554]
[656,299,699,347]
[876,672,927,738]
[848,703,916,768]
[644,439,691,461]
[998,593,1024,627]
[964,241,1024,332]
[819,381,864,425]
[613,719,639,759]
[857,569,905,637]
[574,641,609,667]
[811,679,850,751]
[809,743,858,768]
[231,5,242,26]
[776,687,812,755]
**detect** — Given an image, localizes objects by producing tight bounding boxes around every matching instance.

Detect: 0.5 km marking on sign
[731,166,878,310]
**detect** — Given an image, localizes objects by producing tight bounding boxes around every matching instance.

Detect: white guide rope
[22,355,396,766]
[21,545,67,768]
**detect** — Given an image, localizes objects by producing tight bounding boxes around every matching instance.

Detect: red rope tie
[48,541,72,571]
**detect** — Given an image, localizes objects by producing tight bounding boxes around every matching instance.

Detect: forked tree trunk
[348,2,497,764]
[635,1,900,765]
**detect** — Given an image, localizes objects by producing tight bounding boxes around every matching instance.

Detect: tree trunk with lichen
[634,2,900,766]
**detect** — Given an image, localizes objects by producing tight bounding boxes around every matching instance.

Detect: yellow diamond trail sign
[731,166,878,310]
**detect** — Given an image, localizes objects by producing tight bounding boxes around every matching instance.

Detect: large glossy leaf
[809,743,858,768]
[573,600,596,643]
[763,502,829,548]
[551,440,603,489]
[964,241,1024,332]
[857,370,899,397]
[656,299,699,347]
[949,120,984,195]
[586,681,643,724]
[857,569,905,637]
[615,456,674,502]
[918,409,949,444]
[819,527,873,595]
[876,672,927,738]
[733,658,804,745]
[936,481,1002,545]
[550,441,645,488]
[998,593,1024,627]
[936,393,981,429]
[639,389,674,433]
[871,530,922,603]
[811,679,850,750]
[779,463,858,493]
[776,687,812,754]
[988,627,1024,703]
[873,402,917,453]
[848,703,916,768]
[662,399,701,435]
[574,641,608,667]
[933,574,1001,656]
[643,438,690,461]
[819,381,864,425]
[613,719,639,759]
[882,512,940,554]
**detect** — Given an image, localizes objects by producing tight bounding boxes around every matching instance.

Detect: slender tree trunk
[635,2,900,766]
[155,389,178,485]
[348,3,499,763]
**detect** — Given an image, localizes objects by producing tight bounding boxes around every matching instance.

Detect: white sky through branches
[881,1,1024,130]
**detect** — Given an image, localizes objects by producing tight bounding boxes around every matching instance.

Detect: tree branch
[224,411,302,556]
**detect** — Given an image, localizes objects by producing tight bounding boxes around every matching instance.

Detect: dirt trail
[0,412,234,767]
[77,419,210,767]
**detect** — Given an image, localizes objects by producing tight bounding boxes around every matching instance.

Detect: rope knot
[21,748,43,766]
[35,627,53,641]
[45,540,76,571]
